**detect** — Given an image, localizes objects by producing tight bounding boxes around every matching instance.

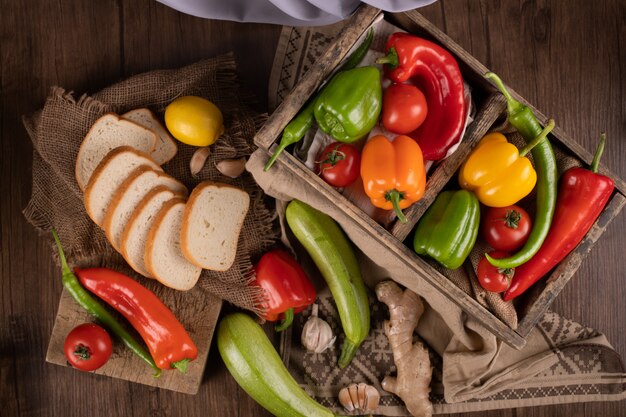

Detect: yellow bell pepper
[459,132,537,207]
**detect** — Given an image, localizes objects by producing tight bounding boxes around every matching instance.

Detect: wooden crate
[254,5,626,349]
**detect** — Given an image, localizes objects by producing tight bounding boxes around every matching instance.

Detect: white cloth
[157,0,437,26]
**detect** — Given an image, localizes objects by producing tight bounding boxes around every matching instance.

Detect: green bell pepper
[413,190,480,270]
[313,66,382,143]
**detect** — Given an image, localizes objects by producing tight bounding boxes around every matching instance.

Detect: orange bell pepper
[361,135,426,223]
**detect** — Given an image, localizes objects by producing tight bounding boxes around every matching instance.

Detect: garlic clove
[338,383,380,413]
[189,146,211,177]
[216,157,247,178]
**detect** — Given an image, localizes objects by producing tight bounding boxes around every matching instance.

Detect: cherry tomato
[317,142,361,187]
[482,205,532,251]
[477,251,514,293]
[381,83,428,134]
[64,323,113,371]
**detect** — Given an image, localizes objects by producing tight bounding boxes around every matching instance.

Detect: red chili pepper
[503,135,614,301]
[377,33,466,161]
[75,267,198,372]
[253,250,316,331]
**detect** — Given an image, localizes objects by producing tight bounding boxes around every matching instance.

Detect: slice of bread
[120,186,182,278]
[83,147,162,226]
[122,108,178,165]
[180,181,250,271]
[145,198,202,291]
[76,113,158,190]
[102,167,188,250]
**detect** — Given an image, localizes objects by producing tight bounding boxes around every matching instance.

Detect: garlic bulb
[338,383,380,412]
[216,157,247,178]
[301,304,335,353]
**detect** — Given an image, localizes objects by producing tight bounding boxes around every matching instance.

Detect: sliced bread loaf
[83,147,162,226]
[145,198,202,291]
[102,166,188,250]
[122,108,178,165]
[75,113,158,190]
[180,181,250,271]
[120,186,182,278]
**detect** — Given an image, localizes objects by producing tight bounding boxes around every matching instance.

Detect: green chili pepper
[51,229,161,376]
[413,190,480,270]
[264,28,374,172]
[484,72,558,269]
[313,66,382,143]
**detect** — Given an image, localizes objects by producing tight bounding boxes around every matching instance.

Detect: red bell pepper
[75,267,198,372]
[503,135,614,301]
[377,33,466,161]
[253,250,316,331]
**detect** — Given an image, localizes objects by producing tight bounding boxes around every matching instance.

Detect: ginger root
[376,280,432,417]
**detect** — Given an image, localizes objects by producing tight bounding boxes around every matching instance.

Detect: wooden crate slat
[515,192,626,336]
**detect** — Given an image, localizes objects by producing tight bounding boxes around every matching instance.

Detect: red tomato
[64,323,113,371]
[317,142,361,187]
[482,205,532,251]
[477,251,514,293]
[382,83,428,134]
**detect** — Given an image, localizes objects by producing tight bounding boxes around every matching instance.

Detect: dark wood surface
[1,1,624,416]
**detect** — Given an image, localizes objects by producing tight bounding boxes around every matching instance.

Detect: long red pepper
[75,267,198,372]
[503,135,614,301]
[377,33,466,161]
[253,250,316,331]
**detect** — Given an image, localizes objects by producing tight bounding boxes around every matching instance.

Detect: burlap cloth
[245,22,626,414]
[23,53,276,314]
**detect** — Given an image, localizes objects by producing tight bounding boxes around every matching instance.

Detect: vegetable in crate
[377,32,466,161]
[484,72,558,269]
[264,28,374,171]
[504,135,614,301]
[413,190,480,270]
[459,124,556,207]
[285,200,370,368]
[382,83,428,134]
[218,312,338,417]
[51,230,161,376]
[477,251,514,293]
[252,249,316,331]
[482,205,532,252]
[361,135,426,223]
[64,323,112,372]
[316,142,361,187]
[75,267,198,372]
[313,66,382,143]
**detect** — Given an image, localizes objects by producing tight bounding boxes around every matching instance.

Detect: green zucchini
[285,200,370,368]
[217,313,337,417]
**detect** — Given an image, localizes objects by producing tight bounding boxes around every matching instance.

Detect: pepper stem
[171,359,190,374]
[485,72,525,116]
[275,308,294,332]
[519,119,555,157]
[385,190,407,223]
[590,133,606,173]
[375,47,399,68]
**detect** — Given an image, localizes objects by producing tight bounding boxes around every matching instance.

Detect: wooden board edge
[46,287,223,395]
[253,5,382,150]
[270,149,526,350]
[515,192,626,337]
[390,93,507,241]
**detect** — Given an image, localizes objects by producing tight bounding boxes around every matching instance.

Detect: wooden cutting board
[46,276,222,395]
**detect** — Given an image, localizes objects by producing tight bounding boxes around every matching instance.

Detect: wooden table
[1,1,624,416]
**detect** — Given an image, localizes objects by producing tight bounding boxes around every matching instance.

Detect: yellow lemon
[164,96,224,147]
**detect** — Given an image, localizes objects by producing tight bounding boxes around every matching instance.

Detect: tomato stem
[73,344,92,360]
[505,210,521,229]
